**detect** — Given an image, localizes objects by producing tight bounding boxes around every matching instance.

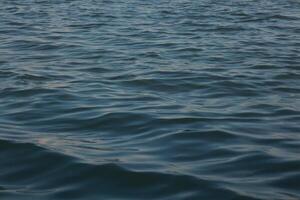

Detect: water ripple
[1,0,300,199]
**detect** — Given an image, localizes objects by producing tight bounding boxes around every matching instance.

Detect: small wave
[0,139,253,200]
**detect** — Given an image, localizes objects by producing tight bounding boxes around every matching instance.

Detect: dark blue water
[1,0,300,199]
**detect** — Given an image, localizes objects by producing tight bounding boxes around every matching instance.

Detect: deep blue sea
[1,0,300,199]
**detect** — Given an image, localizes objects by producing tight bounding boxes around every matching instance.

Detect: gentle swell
[1,0,300,199]
[0,139,257,200]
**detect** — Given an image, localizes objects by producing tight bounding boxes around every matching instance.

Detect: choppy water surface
[1,0,300,199]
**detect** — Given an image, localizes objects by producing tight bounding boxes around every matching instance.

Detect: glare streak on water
[0,0,300,199]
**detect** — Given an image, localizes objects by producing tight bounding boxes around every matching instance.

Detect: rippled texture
[1,0,300,199]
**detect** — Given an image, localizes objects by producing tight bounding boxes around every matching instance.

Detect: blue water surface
[0,0,300,199]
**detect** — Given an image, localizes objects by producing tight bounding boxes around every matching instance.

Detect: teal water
[1,0,300,199]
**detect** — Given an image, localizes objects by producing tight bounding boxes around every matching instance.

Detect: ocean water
[1,0,300,199]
